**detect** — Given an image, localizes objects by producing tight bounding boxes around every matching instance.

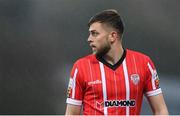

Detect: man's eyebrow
[89,30,96,32]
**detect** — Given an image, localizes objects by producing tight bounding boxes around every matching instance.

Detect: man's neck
[103,45,124,65]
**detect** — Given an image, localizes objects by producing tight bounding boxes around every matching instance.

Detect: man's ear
[109,31,118,42]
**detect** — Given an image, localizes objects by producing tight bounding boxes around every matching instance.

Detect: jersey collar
[96,49,127,70]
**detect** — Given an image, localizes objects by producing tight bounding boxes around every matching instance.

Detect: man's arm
[147,93,168,115]
[65,104,81,115]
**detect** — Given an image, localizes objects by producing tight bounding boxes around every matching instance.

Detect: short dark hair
[88,9,124,37]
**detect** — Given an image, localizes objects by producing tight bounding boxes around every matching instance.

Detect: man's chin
[94,51,104,58]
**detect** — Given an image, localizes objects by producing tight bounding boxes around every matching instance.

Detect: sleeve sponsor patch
[67,78,73,98]
[152,70,160,88]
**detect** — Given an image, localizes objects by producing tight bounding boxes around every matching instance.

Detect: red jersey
[66,49,161,115]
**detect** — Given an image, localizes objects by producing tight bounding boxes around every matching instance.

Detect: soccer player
[65,9,168,115]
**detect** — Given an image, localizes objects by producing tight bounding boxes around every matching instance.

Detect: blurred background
[0,0,179,114]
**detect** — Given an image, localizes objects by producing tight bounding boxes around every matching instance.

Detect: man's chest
[83,64,145,100]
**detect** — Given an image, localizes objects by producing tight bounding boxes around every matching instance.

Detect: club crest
[130,74,140,85]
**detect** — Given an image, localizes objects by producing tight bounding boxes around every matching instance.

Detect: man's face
[87,22,111,56]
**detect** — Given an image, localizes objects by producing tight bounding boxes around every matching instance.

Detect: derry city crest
[130,74,140,85]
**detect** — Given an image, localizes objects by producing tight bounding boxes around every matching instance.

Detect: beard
[93,42,111,58]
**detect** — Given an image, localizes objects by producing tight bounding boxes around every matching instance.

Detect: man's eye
[91,32,99,36]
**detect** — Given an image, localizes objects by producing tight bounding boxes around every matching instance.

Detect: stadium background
[0,0,179,114]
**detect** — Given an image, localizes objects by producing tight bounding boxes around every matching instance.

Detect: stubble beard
[94,43,111,58]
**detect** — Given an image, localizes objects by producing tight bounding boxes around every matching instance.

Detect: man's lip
[90,44,95,48]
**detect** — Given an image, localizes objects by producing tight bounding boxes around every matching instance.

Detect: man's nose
[87,35,92,43]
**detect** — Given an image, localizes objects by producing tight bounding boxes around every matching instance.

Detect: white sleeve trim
[66,98,82,106]
[147,62,156,90]
[146,88,162,97]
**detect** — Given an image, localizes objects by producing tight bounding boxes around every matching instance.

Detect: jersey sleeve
[66,61,84,106]
[144,57,162,97]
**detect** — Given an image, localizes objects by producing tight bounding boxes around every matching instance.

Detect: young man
[65,9,168,115]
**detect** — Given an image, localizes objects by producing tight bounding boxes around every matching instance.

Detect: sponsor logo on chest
[96,100,136,110]
[105,99,136,107]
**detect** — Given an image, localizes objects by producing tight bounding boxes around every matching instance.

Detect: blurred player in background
[65,9,168,115]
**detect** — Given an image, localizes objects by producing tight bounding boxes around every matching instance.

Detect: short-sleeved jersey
[66,49,161,115]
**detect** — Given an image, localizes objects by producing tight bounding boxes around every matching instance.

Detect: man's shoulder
[126,49,150,60]
[74,54,97,65]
